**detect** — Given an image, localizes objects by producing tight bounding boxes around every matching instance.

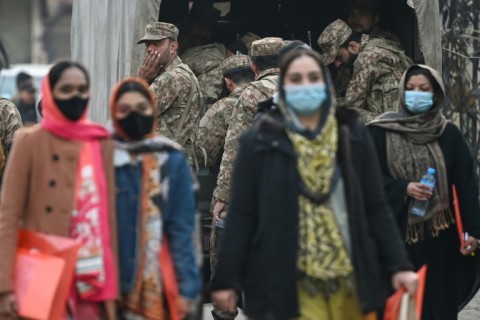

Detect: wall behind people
[71,0,161,124]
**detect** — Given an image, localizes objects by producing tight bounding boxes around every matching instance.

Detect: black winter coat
[211,107,413,320]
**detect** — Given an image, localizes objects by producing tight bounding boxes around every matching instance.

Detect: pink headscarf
[39,69,117,307]
[40,75,109,140]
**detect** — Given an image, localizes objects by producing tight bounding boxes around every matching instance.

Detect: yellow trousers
[295,280,377,320]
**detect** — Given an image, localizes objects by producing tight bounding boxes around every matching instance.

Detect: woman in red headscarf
[110,78,201,319]
[0,61,117,319]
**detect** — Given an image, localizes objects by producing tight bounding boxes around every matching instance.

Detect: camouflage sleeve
[195,99,233,168]
[0,99,23,156]
[344,52,383,121]
[213,89,257,202]
[150,71,185,117]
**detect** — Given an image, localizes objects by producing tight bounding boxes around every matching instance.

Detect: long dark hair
[404,66,442,95]
[112,80,152,103]
[48,60,90,89]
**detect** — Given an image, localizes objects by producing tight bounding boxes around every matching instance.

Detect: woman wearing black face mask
[0,61,118,319]
[110,78,201,320]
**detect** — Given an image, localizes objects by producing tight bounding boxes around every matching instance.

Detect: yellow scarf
[287,112,353,280]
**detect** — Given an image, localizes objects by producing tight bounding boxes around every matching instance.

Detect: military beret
[220,55,252,75]
[250,37,284,57]
[317,19,352,65]
[137,22,179,44]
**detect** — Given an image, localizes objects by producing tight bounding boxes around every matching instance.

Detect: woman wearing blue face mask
[369,64,480,320]
[211,48,418,320]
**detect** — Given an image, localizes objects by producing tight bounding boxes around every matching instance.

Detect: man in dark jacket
[12,72,37,126]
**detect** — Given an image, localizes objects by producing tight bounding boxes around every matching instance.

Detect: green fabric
[295,279,369,320]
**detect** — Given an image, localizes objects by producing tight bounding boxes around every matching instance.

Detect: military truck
[71,0,480,309]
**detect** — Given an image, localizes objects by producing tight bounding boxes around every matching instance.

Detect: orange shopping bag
[384,265,427,320]
[160,235,181,320]
[16,229,82,320]
[14,248,65,320]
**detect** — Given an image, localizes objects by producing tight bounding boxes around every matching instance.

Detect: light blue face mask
[404,90,434,114]
[284,84,327,115]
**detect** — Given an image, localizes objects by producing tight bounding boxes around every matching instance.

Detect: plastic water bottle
[215,219,225,228]
[215,211,227,229]
[410,168,436,217]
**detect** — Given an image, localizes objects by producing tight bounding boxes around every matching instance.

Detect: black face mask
[118,112,154,141]
[54,96,89,121]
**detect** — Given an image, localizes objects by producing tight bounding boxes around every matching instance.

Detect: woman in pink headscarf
[0,61,117,320]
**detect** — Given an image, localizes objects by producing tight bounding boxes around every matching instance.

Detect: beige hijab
[369,65,452,243]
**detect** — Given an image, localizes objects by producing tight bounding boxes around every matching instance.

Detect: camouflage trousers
[210,220,239,320]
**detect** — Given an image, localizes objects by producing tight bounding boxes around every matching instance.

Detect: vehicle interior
[157,0,426,294]
[159,0,424,62]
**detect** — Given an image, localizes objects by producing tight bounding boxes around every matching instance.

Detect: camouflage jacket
[213,69,279,203]
[334,30,404,100]
[181,43,226,106]
[344,34,412,123]
[370,26,403,49]
[0,98,23,158]
[193,85,246,168]
[150,56,204,148]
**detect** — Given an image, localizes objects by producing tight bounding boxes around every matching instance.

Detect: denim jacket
[115,147,201,300]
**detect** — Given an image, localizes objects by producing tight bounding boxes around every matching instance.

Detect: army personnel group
[0,0,477,320]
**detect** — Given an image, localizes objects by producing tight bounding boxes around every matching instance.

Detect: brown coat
[0,126,117,295]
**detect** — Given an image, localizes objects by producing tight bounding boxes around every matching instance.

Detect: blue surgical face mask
[284,83,327,115]
[404,91,434,114]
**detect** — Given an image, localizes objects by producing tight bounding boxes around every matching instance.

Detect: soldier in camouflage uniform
[137,22,204,149]
[181,44,226,107]
[318,19,412,122]
[0,98,23,178]
[335,2,405,99]
[212,37,283,224]
[192,55,254,169]
[347,2,402,45]
[201,55,254,320]
[225,32,261,57]
[180,7,226,107]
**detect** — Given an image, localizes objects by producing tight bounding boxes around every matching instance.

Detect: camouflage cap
[317,19,352,65]
[250,37,284,57]
[240,32,261,54]
[137,22,179,44]
[220,55,252,75]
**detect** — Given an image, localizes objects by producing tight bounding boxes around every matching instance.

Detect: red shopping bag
[16,229,82,320]
[453,185,465,247]
[14,248,65,320]
[384,265,427,320]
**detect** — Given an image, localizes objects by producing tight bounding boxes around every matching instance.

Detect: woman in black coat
[210,48,418,320]
[368,64,480,320]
